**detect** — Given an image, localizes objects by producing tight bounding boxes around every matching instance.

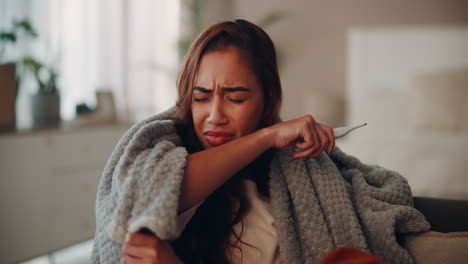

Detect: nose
[207,97,228,125]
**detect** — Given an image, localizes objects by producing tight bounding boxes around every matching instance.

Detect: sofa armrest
[413,197,468,233]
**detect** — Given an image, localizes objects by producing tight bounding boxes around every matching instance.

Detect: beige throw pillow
[404,231,468,264]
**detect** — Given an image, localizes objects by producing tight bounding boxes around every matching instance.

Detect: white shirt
[178,179,284,264]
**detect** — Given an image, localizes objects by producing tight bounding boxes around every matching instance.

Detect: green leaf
[22,57,43,74]
[43,68,58,94]
[13,19,38,38]
[0,32,16,43]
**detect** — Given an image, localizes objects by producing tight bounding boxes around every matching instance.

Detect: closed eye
[193,98,208,102]
[229,98,245,103]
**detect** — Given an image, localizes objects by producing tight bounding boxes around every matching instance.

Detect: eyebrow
[193,86,250,93]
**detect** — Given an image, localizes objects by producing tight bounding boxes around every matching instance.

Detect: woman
[92,19,429,264]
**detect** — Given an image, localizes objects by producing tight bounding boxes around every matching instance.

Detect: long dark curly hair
[171,19,283,264]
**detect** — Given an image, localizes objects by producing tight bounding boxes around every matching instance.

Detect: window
[1,0,181,129]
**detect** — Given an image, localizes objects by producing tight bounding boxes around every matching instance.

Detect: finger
[292,116,330,156]
[122,243,157,258]
[295,126,314,150]
[296,119,320,152]
[314,123,330,155]
[298,124,329,159]
[307,122,322,154]
[125,232,159,247]
[296,141,325,159]
[326,130,335,155]
[293,132,320,158]
[319,123,335,155]
[307,143,327,158]
[293,146,317,159]
[311,120,321,150]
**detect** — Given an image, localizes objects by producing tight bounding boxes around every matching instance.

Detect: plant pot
[0,63,17,131]
[31,93,61,128]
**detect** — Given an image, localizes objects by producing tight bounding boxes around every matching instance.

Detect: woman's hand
[267,114,335,159]
[121,232,182,264]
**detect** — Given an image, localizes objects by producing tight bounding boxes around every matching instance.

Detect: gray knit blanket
[91,106,430,264]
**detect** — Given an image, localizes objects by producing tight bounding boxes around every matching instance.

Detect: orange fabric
[318,247,386,264]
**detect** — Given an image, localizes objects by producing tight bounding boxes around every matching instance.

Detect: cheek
[191,106,204,132]
[236,103,264,135]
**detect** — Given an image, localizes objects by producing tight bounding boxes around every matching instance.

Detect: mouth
[204,131,235,146]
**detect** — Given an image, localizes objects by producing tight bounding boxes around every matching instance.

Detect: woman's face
[191,46,265,149]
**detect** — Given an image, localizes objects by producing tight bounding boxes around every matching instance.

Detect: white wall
[230,0,468,125]
[341,27,468,199]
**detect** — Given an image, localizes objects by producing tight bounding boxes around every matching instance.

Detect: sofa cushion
[404,231,468,264]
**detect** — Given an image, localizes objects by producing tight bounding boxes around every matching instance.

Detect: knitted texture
[269,146,430,264]
[91,106,430,263]
[91,106,189,263]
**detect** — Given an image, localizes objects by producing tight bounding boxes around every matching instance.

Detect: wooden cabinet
[0,124,129,263]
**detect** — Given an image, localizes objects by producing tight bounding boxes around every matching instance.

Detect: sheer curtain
[125,0,181,121]
[1,0,180,129]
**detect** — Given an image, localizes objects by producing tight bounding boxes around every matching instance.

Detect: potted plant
[0,19,37,131]
[22,57,61,128]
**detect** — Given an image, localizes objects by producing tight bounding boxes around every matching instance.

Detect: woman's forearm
[178,127,273,214]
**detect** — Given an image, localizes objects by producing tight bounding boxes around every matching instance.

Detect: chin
[201,143,211,149]
[197,138,211,149]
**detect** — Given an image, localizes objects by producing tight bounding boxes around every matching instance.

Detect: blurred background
[0,0,467,263]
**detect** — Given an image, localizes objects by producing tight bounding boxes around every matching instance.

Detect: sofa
[404,197,468,264]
